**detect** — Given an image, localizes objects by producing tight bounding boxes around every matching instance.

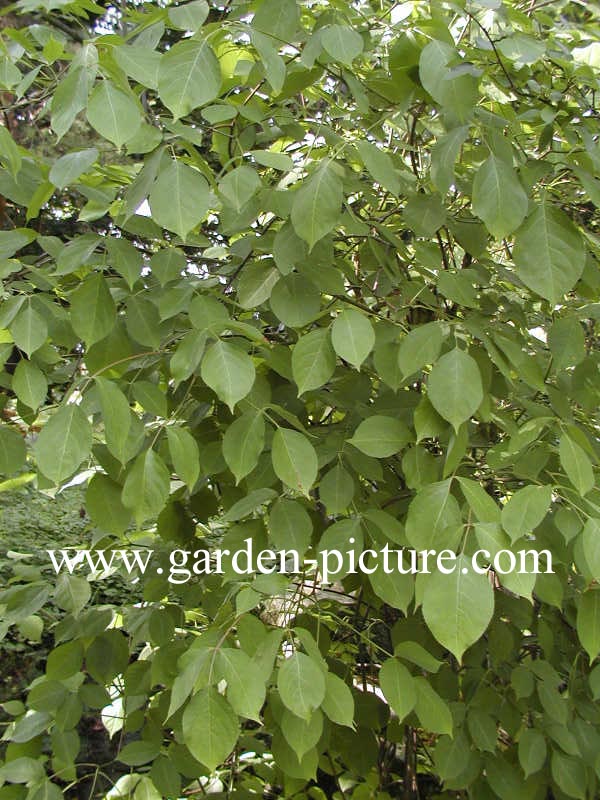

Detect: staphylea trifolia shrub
[0,0,600,798]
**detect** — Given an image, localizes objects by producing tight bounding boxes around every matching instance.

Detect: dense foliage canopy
[1,0,600,797]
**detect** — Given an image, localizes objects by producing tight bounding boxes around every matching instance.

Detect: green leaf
[414,677,454,734]
[217,648,266,721]
[466,708,497,753]
[86,473,131,534]
[379,659,416,722]
[113,46,161,90]
[319,463,354,514]
[49,148,98,189]
[0,229,36,260]
[219,165,261,212]
[559,433,594,496]
[581,518,600,580]
[321,25,364,66]
[252,0,299,42]
[277,652,326,720]
[34,404,92,484]
[513,203,586,304]
[0,125,22,178]
[12,360,47,410]
[427,348,483,431]
[321,672,354,727]
[182,688,239,772]
[167,426,200,491]
[122,449,171,524]
[577,588,600,661]
[398,322,444,377]
[291,162,343,250]
[96,377,144,465]
[501,484,553,543]
[518,729,546,777]
[168,0,209,31]
[271,428,318,496]
[270,273,320,327]
[348,416,411,458]
[431,127,468,194]
[548,317,585,370]
[356,140,400,196]
[472,155,528,239]
[292,328,336,394]
[10,305,47,356]
[158,39,221,119]
[269,498,312,554]
[51,67,90,140]
[403,193,446,237]
[422,554,494,661]
[280,708,323,760]
[551,752,586,800]
[237,261,281,309]
[419,40,478,120]
[54,574,90,617]
[149,160,210,240]
[201,341,256,412]
[70,273,116,346]
[331,309,375,369]
[405,479,462,550]
[86,81,142,148]
[223,411,265,484]
[0,425,26,475]
[456,477,500,523]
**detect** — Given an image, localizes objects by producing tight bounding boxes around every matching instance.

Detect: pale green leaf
[422,554,494,661]
[472,155,528,239]
[277,652,326,720]
[291,162,342,250]
[292,328,336,394]
[513,203,585,304]
[158,39,221,119]
[182,688,239,772]
[201,341,256,412]
[223,411,265,484]
[34,404,92,484]
[331,309,374,369]
[348,416,411,458]
[271,428,318,496]
[86,82,142,148]
[427,348,483,431]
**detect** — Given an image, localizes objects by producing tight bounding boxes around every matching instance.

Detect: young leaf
[271,428,318,496]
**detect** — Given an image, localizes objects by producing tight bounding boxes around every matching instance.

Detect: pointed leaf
[271,428,318,496]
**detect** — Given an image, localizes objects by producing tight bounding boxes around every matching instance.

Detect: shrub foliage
[1,0,600,798]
